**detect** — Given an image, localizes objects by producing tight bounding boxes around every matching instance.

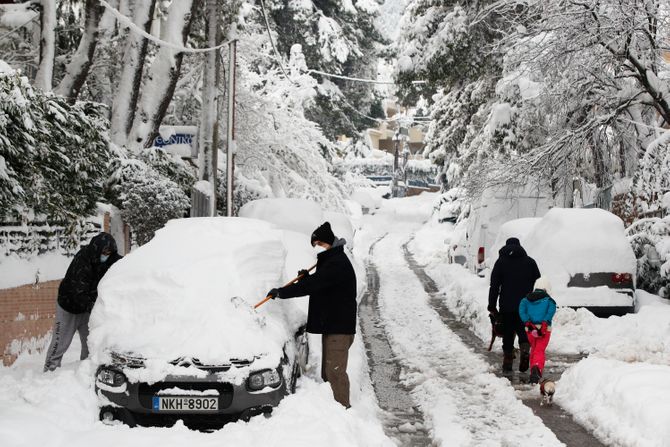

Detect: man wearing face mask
[44,232,122,372]
[267,222,357,408]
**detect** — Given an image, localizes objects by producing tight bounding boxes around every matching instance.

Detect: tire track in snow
[359,235,433,446]
[401,240,607,447]
[373,233,563,447]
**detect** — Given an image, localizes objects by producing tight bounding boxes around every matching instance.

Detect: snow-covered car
[90,217,311,429]
[524,208,637,316]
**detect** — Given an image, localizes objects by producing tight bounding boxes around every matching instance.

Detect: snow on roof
[89,217,301,374]
[525,208,636,287]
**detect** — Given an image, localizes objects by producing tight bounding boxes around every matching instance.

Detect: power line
[0,13,39,42]
[99,0,232,53]
[308,69,396,85]
[257,0,293,83]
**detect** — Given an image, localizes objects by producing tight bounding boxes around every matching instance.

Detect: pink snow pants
[526,330,551,374]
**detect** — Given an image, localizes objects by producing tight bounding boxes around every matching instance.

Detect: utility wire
[258,0,293,83]
[0,14,39,42]
[99,0,233,53]
[308,69,396,85]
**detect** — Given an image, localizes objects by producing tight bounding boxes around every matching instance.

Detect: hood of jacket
[498,243,528,259]
[87,233,118,260]
[527,289,552,303]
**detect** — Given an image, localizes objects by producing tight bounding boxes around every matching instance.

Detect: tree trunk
[127,0,199,152]
[34,0,56,92]
[54,0,105,101]
[110,0,157,146]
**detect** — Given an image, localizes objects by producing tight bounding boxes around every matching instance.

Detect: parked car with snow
[90,217,311,429]
[524,208,637,316]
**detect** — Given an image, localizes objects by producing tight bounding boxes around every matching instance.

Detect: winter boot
[519,343,530,373]
[502,352,514,373]
[529,366,542,384]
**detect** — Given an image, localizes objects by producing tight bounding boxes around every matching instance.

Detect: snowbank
[89,217,305,378]
[557,357,670,447]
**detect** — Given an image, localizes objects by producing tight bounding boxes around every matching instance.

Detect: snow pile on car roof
[525,208,636,287]
[89,217,299,371]
[239,198,324,235]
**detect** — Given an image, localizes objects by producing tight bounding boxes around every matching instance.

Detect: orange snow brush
[254,263,317,309]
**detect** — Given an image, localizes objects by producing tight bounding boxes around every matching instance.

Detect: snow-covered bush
[107,158,189,246]
[626,218,670,299]
[0,61,110,222]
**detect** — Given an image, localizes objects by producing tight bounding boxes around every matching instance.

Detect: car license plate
[152,396,218,412]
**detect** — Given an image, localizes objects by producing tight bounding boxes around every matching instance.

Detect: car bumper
[96,370,286,428]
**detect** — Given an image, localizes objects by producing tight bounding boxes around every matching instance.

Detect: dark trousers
[500,312,527,354]
[321,334,354,408]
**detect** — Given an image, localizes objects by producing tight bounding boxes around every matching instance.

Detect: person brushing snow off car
[519,277,557,384]
[267,222,357,408]
[44,232,122,372]
[488,237,541,375]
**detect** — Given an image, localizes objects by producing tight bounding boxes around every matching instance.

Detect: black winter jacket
[488,243,541,314]
[58,233,122,314]
[278,241,357,334]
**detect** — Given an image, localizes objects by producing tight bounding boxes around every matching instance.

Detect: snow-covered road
[357,196,563,446]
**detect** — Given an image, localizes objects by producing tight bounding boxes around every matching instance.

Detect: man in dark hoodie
[267,222,357,408]
[488,237,541,374]
[44,232,122,371]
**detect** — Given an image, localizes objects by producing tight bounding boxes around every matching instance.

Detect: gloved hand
[540,321,548,335]
[525,321,535,332]
[297,269,310,278]
[267,288,281,299]
[487,305,498,316]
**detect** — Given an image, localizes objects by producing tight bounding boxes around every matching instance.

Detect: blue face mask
[100,254,110,263]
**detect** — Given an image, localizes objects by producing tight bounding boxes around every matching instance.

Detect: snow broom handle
[254,263,317,309]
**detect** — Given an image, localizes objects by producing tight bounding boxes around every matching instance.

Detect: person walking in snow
[488,237,541,374]
[267,222,357,408]
[519,277,557,384]
[44,232,122,372]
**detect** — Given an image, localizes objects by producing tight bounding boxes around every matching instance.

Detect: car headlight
[96,367,127,387]
[247,369,282,391]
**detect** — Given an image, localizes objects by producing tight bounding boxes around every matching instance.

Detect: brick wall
[0,280,59,366]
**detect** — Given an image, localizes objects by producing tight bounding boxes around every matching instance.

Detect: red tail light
[477,247,485,264]
[612,273,633,284]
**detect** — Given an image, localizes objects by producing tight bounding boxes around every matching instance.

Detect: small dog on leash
[540,379,555,406]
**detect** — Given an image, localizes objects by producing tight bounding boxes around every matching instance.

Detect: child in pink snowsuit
[518,277,557,384]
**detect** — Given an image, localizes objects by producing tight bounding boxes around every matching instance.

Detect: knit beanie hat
[506,237,521,246]
[311,222,336,246]
[534,277,552,295]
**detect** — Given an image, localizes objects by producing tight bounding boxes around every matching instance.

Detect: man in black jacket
[268,222,357,408]
[488,237,541,374]
[44,232,122,371]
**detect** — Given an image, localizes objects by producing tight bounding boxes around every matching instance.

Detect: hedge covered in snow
[0,61,111,222]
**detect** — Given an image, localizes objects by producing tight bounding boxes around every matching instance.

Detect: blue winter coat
[519,289,557,326]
